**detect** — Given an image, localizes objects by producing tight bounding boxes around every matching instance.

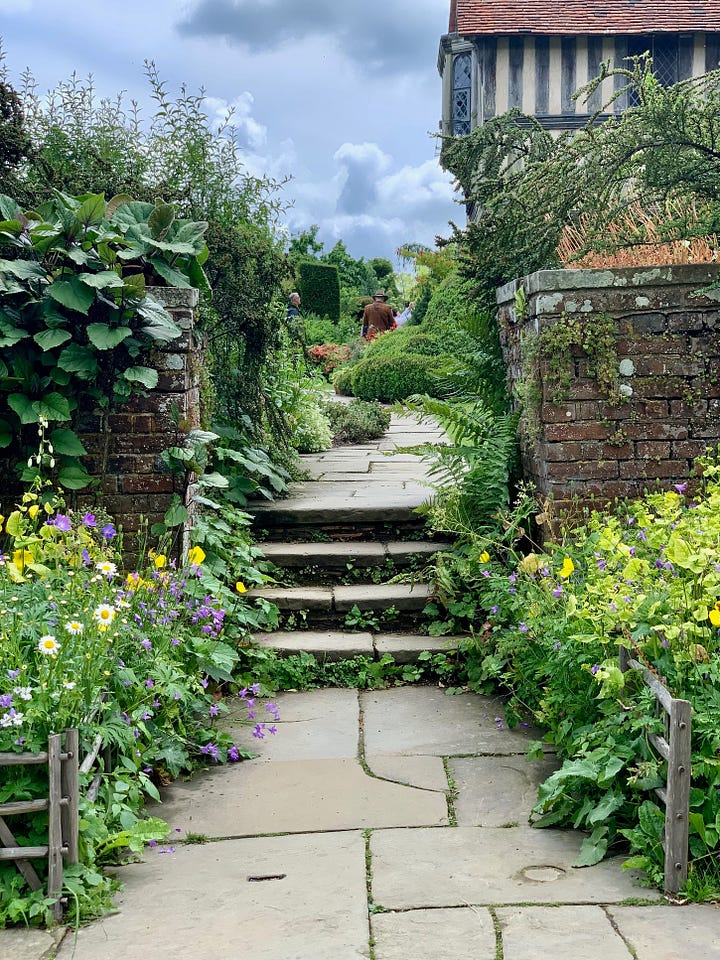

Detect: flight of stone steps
[248,414,463,663]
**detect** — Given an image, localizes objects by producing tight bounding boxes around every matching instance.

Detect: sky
[0,0,461,265]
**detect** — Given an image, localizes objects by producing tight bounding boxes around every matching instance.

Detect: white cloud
[204,92,267,150]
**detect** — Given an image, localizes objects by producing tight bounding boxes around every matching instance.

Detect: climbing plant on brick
[0,190,208,487]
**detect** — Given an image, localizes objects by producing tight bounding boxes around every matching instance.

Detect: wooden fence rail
[0,729,80,921]
[619,647,692,896]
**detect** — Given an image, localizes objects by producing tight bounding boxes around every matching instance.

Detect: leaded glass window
[626,36,678,106]
[452,53,472,136]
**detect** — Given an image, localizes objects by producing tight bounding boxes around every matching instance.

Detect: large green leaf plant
[0,191,208,488]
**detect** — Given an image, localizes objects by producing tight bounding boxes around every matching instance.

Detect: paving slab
[385,541,451,559]
[56,833,370,960]
[222,688,359,761]
[156,758,448,835]
[371,907,496,960]
[373,633,461,663]
[334,582,430,612]
[253,629,375,660]
[607,905,720,959]
[0,927,66,960]
[449,755,560,826]
[362,687,547,756]
[371,827,659,907]
[496,906,632,960]
[259,542,387,567]
[247,586,333,609]
[365,755,449,792]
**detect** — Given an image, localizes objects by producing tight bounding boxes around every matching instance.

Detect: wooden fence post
[665,699,692,895]
[47,734,64,921]
[61,728,79,866]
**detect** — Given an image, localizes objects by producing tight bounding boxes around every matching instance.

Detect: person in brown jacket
[361,290,396,340]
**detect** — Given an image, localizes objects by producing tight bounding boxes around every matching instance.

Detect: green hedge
[351,354,439,402]
[297,261,341,321]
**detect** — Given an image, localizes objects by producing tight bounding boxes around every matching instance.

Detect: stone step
[248,582,432,628]
[250,630,466,663]
[259,540,451,574]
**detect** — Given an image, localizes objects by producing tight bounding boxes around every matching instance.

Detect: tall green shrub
[297,261,341,320]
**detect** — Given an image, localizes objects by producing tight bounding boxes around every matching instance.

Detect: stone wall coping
[147,286,200,309]
[496,264,720,306]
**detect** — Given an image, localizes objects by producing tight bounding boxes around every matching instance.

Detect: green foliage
[0,481,275,924]
[401,399,519,537]
[0,80,31,192]
[302,312,359,347]
[427,463,720,892]
[296,261,341,321]
[0,190,208,484]
[332,365,355,396]
[323,399,390,444]
[351,354,439,402]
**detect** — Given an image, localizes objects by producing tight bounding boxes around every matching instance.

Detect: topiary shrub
[323,399,391,444]
[351,354,439,402]
[297,261,341,320]
[332,365,355,396]
[421,271,479,331]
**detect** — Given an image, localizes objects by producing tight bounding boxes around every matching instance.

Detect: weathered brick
[565,380,605,401]
[618,313,667,335]
[672,440,711,459]
[620,459,689,480]
[635,441,671,459]
[617,336,687,356]
[669,399,708,418]
[544,422,610,442]
[546,460,619,481]
[540,402,577,423]
[623,422,689,441]
[544,441,604,462]
[631,377,687,399]
[601,442,632,459]
[120,474,176,495]
[667,312,706,333]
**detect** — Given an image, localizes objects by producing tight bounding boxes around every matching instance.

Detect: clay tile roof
[452,1,720,35]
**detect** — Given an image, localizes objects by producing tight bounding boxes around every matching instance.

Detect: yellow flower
[13,549,33,572]
[709,608,720,627]
[28,504,40,519]
[187,546,205,566]
[0,514,4,531]
[154,553,167,569]
[559,557,575,579]
[479,551,490,564]
[518,553,541,575]
[236,581,247,594]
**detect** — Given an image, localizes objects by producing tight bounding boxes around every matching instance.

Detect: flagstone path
[6,412,720,960]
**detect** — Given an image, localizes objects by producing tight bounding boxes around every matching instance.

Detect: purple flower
[201,678,209,689]
[145,678,154,688]
[227,745,240,762]
[0,694,13,709]
[81,548,91,565]
[209,704,219,717]
[591,664,600,675]
[48,514,72,532]
[252,724,266,739]
[141,639,152,652]
[143,766,153,774]
[158,846,176,855]
[82,513,97,528]
[674,483,687,494]
[553,641,562,650]
[552,585,563,598]
[141,711,152,720]
[171,637,180,646]
[519,622,529,633]
[490,605,498,615]
[596,559,607,570]
[268,725,278,735]
[508,573,518,584]
[200,743,219,761]
[101,524,116,539]
[637,530,647,542]
[481,570,490,578]
[147,839,158,848]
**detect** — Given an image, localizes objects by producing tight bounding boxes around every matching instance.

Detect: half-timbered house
[439,0,720,136]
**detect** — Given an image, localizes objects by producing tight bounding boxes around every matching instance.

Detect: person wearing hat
[361,289,396,340]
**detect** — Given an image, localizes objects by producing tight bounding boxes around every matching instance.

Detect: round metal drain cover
[521,865,565,883]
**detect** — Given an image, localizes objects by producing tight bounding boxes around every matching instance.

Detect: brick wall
[497,264,720,509]
[77,287,202,547]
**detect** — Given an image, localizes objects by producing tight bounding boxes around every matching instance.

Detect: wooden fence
[619,647,692,896]
[0,729,80,921]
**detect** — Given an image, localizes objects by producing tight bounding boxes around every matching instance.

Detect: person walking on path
[361,289,396,340]
[286,291,302,321]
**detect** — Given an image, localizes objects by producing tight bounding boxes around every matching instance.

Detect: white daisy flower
[93,604,116,626]
[95,560,117,577]
[38,635,61,655]
[65,620,84,636]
